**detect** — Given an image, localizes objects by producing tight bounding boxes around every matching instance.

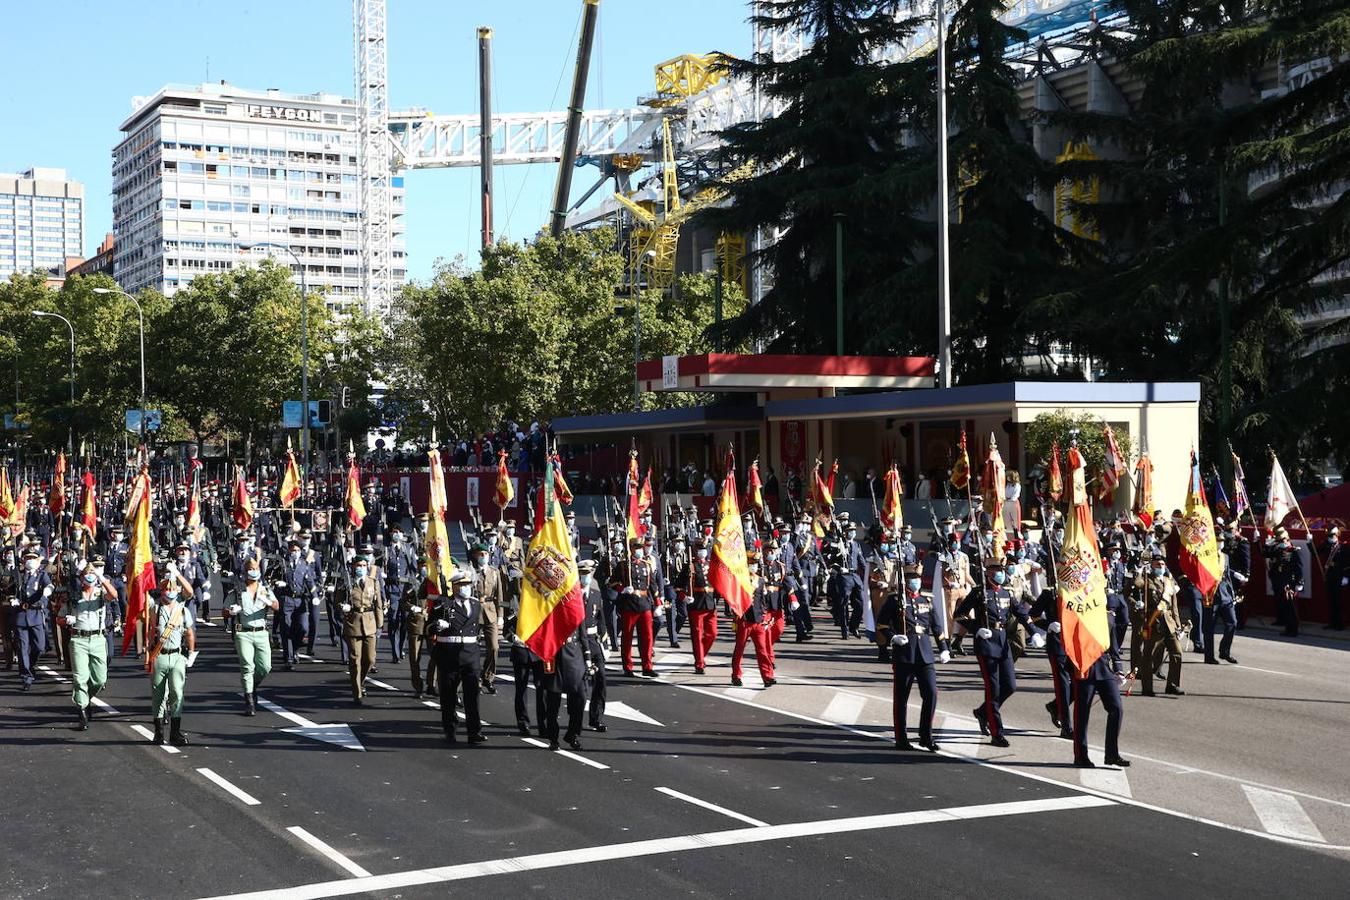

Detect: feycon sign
[245,104,321,122]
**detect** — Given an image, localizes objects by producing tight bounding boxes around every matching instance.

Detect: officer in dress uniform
[299,530,323,656]
[427,569,488,745]
[509,631,544,736]
[499,521,526,635]
[1264,526,1305,638]
[868,532,898,661]
[469,541,506,694]
[597,535,624,648]
[147,564,196,747]
[226,555,277,717]
[103,525,130,648]
[1072,600,1130,769]
[954,559,1037,747]
[1137,549,1185,696]
[275,538,318,670]
[385,525,418,663]
[538,609,593,752]
[63,561,119,730]
[611,537,658,677]
[730,551,776,687]
[761,539,792,647]
[12,548,52,690]
[325,530,355,662]
[664,532,690,648]
[1027,575,1074,740]
[829,517,867,639]
[1103,542,1131,653]
[403,558,432,697]
[172,541,211,623]
[878,563,945,752]
[1203,531,1242,665]
[1323,527,1347,631]
[687,538,719,674]
[577,559,608,732]
[335,552,383,705]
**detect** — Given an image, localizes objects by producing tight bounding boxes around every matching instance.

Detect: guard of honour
[4,436,1325,770]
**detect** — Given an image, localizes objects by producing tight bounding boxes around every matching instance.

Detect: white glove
[341,603,353,613]
[229,604,242,615]
[43,585,53,598]
[64,614,77,626]
[9,598,19,606]
[436,618,449,630]
[1048,621,1062,634]
[326,584,336,593]
[312,598,322,606]
[938,650,951,664]
[1133,600,1144,611]
[508,568,522,579]
[1343,577,1349,586]
[1233,572,1249,584]
[976,627,993,640]
[274,580,287,588]
[891,633,909,647]
[623,585,635,594]
[166,562,178,577]
[1029,631,1047,650]
[497,617,504,629]
[201,590,211,601]
[790,600,800,612]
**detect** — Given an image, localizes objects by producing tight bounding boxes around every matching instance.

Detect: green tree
[1024,410,1135,482]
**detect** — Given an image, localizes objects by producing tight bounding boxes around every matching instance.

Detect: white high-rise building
[0,168,84,280]
[112,81,406,312]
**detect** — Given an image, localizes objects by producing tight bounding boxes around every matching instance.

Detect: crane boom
[549,0,601,238]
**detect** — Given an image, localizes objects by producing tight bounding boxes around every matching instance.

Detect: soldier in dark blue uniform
[1103,542,1131,652]
[427,569,488,745]
[1204,528,1242,664]
[385,525,418,663]
[13,548,53,689]
[828,519,866,639]
[1072,601,1130,769]
[275,538,318,669]
[538,612,594,752]
[878,563,945,752]
[1028,582,1074,741]
[954,559,1036,747]
[1322,527,1347,631]
[1264,527,1305,638]
[578,559,607,733]
[172,541,211,623]
[102,525,130,652]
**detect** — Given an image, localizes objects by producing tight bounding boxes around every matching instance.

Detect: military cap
[471,542,490,554]
[903,562,922,576]
[629,537,645,549]
[173,540,191,552]
[91,554,107,565]
[449,569,474,585]
[1272,526,1290,540]
[21,547,40,559]
[577,559,598,574]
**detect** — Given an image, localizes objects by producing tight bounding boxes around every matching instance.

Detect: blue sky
[0,0,752,281]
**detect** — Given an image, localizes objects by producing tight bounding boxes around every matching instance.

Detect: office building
[0,168,84,281]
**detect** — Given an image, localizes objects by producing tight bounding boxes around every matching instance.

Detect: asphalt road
[3,604,1348,899]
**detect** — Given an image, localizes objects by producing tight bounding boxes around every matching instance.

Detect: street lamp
[91,286,146,446]
[239,241,310,470]
[31,310,75,457]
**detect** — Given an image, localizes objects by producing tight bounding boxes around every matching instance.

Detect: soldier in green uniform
[63,559,120,730]
[227,556,278,716]
[147,562,197,746]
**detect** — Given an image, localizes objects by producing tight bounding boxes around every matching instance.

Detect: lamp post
[92,286,146,446]
[240,241,310,470]
[935,0,953,388]
[32,310,75,457]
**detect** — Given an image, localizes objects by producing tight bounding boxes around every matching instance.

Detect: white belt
[436,635,475,644]
[585,626,599,635]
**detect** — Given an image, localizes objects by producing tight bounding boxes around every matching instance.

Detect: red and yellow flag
[494,450,515,510]
[345,458,366,530]
[49,450,67,517]
[950,432,970,491]
[0,467,14,523]
[551,454,573,506]
[232,465,254,530]
[1056,447,1110,677]
[278,443,301,509]
[710,450,754,617]
[809,459,834,539]
[186,467,204,543]
[1100,425,1126,502]
[826,459,839,496]
[881,464,904,534]
[80,469,97,535]
[1132,453,1154,529]
[1048,440,1063,502]
[982,435,1006,561]
[625,451,642,543]
[516,460,584,661]
[1178,451,1222,601]
[10,483,28,537]
[747,460,764,513]
[638,467,654,514]
[121,466,157,656]
[425,445,453,590]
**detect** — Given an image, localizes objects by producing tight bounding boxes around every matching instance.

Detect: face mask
[1015,550,1027,560]
[301,539,311,548]
[1151,566,1165,578]
[420,566,429,577]
[749,564,759,574]
[25,560,38,572]
[84,573,98,585]
[504,529,515,538]
[473,555,486,567]
[355,566,368,578]
[675,543,686,553]
[1110,552,1121,561]
[290,551,300,560]
[166,590,180,601]
[766,551,778,561]
[612,544,623,556]
[634,548,645,559]
[246,570,260,581]
[393,534,404,543]
[847,530,857,540]
[982,534,992,544]
[992,571,1007,585]
[456,585,472,599]
[906,578,921,592]
[1279,541,1291,551]
[697,549,709,560]
[174,519,185,528]
[580,574,592,588]
[113,534,123,543]
[178,553,190,564]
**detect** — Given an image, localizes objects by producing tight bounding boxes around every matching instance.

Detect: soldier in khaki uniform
[336,553,384,705]
[403,558,432,698]
[468,542,505,694]
[1137,549,1184,697]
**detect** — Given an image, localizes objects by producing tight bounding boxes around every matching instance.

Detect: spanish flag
[49,450,67,517]
[186,467,204,543]
[345,458,366,530]
[709,449,754,617]
[550,454,573,506]
[625,450,642,543]
[0,467,14,523]
[881,464,903,533]
[10,483,28,537]
[1177,451,1222,601]
[638,467,654,514]
[121,466,157,657]
[747,459,764,513]
[982,435,1006,562]
[231,465,254,530]
[425,445,453,591]
[516,459,584,660]
[810,459,834,539]
[278,441,301,509]
[1048,441,1063,502]
[1056,447,1110,677]
[494,450,515,510]
[1100,425,1126,502]
[1132,453,1154,529]
[950,431,970,491]
[79,469,97,535]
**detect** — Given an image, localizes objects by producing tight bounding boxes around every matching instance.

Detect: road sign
[283,401,329,429]
[125,409,162,432]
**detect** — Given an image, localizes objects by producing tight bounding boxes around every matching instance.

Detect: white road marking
[821,692,866,725]
[421,700,441,709]
[522,736,609,770]
[130,723,180,753]
[286,826,373,879]
[200,796,1114,899]
[725,687,760,702]
[654,786,769,827]
[1230,664,1300,678]
[37,665,69,683]
[297,653,326,664]
[89,697,119,715]
[1079,767,1132,798]
[198,619,219,628]
[255,696,365,751]
[364,678,398,692]
[1242,785,1325,843]
[196,767,262,806]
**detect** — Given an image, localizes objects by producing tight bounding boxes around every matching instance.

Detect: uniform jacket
[337,575,384,638]
[877,590,939,665]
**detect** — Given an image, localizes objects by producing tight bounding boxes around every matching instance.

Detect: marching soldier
[335,551,383,705]
[469,541,505,694]
[1203,529,1242,665]
[687,538,719,674]
[275,537,318,670]
[299,529,323,657]
[403,558,432,698]
[1323,527,1347,631]
[226,556,278,716]
[578,559,607,732]
[868,532,898,661]
[761,539,793,647]
[172,541,211,623]
[731,551,776,687]
[63,561,119,730]
[1138,549,1185,696]
[499,521,526,635]
[13,548,52,690]
[538,614,593,752]
[1028,579,1074,740]
[146,562,197,747]
[509,631,544,736]
[1264,527,1305,638]
[384,525,418,663]
[1072,617,1130,769]
[611,537,657,677]
[878,563,944,752]
[664,531,690,648]
[954,558,1037,747]
[427,570,488,745]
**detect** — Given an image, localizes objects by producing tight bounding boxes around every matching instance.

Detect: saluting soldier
[427,569,488,745]
[63,561,119,730]
[611,537,657,677]
[731,551,776,688]
[226,556,278,716]
[1137,549,1185,696]
[146,562,197,747]
[335,550,383,705]
[878,562,945,752]
[954,558,1038,747]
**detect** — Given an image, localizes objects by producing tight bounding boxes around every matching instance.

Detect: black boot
[170,717,189,746]
[153,717,165,745]
[245,693,256,717]
[77,707,89,731]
